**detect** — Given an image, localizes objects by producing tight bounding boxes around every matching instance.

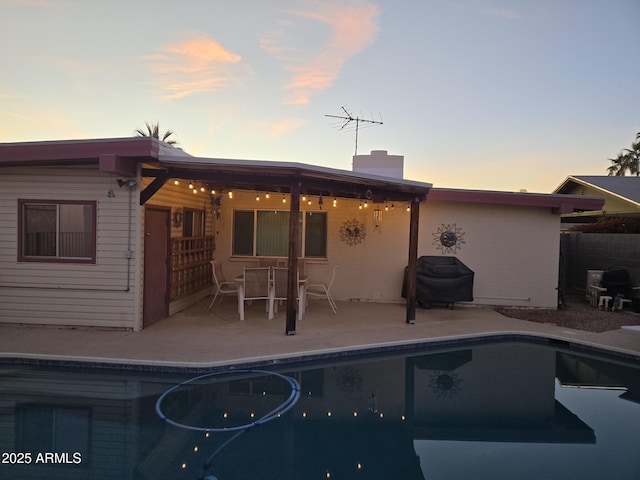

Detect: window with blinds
[232,210,327,258]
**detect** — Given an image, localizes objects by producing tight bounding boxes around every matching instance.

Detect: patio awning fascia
[145,153,432,203]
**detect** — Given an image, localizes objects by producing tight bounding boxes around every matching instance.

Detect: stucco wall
[422,201,561,308]
[214,193,561,309]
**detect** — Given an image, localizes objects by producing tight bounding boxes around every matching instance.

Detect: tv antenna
[326,106,383,156]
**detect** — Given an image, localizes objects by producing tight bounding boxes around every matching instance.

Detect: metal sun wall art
[340,219,366,246]
[428,371,463,399]
[432,223,466,254]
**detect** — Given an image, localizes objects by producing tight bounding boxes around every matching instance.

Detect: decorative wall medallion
[428,371,462,398]
[340,219,366,246]
[432,223,466,254]
[335,367,363,393]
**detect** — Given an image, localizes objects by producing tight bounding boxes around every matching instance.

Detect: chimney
[352,150,404,179]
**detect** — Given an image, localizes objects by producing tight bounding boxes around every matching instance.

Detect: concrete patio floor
[2,298,640,370]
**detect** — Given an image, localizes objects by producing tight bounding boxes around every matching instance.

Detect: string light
[173,180,179,186]
[265,192,270,199]
[282,194,286,203]
[211,189,216,195]
[256,192,260,201]
[364,200,368,208]
[333,198,337,207]
[188,182,194,190]
[228,191,233,199]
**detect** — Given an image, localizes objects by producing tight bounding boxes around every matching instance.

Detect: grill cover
[403,256,474,307]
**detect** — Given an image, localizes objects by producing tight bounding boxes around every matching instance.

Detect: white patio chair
[270,267,304,320]
[208,259,238,310]
[305,265,337,314]
[238,267,271,321]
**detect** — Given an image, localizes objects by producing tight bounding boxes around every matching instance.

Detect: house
[0,138,603,332]
[553,175,640,225]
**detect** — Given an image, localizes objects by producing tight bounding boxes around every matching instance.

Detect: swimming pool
[1,341,639,479]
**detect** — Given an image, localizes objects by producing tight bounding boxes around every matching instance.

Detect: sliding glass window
[232,210,327,258]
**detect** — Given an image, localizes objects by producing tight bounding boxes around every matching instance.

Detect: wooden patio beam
[286,182,301,335]
[140,173,168,205]
[406,196,420,324]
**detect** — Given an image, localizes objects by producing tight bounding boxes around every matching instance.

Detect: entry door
[143,206,170,327]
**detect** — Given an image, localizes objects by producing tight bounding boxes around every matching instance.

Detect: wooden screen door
[143,206,170,327]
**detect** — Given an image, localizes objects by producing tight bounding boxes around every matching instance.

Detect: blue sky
[1,0,639,192]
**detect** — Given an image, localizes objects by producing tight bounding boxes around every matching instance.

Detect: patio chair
[208,259,238,310]
[239,267,271,321]
[305,265,337,314]
[270,267,304,320]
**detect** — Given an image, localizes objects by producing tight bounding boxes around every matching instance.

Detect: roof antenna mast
[325,106,383,156]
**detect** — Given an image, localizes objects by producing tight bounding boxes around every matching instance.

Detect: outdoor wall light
[172,208,183,227]
[374,209,382,230]
[116,178,137,188]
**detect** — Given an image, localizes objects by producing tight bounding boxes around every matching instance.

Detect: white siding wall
[215,192,561,308]
[0,166,140,328]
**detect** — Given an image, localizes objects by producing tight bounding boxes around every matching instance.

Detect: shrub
[569,217,640,233]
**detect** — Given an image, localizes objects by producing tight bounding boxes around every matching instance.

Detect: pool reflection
[1,342,639,479]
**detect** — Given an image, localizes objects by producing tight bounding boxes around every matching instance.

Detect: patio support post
[286,182,300,335]
[406,196,420,324]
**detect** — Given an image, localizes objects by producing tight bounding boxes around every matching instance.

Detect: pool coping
[2,330,639,374]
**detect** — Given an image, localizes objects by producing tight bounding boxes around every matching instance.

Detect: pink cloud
[268,118,307,137]
[146,33,246,99]
[261,1,379,105]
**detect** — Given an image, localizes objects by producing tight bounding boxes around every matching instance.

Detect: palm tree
[135,121,179,147]
[607,132,639,176]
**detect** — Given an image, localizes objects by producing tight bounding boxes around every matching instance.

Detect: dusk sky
[1,0,639,193]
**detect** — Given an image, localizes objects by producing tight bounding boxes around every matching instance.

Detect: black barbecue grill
[600,267,631,300]
[402,256,474,309]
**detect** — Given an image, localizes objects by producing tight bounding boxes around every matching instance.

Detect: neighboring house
[553,175,640,225]
[0,138,603,332]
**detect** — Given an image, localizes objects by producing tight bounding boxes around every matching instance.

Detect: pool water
[1,342,639,479]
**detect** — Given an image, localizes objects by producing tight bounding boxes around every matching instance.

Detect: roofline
[428,187,604,213]
[0,137,164,165]
[553,175,640,208]
[157,153,433,193]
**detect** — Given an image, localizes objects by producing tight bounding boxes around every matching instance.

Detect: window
[16,404,91,460]
[182,208,205,237]
[232,210,327,258]
[18,200,96,263]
